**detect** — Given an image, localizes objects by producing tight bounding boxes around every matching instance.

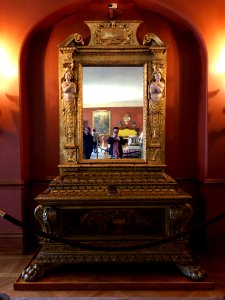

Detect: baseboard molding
[0,177,53,188]
[203,179,225,184]
[0,180,26,188]
[0,233,24,254]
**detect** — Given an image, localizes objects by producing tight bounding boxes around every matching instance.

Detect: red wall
[83,107,143,133]
[0,0,225,254]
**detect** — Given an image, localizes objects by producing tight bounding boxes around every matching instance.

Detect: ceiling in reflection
[83,66,143,108]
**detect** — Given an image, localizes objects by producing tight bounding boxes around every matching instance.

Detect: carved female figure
[149,71,165,152]
[149,71,165,101]
[61,69,76,146]
[61,69,76,102]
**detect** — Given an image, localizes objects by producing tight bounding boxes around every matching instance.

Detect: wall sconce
[0,40,19,132]
[119,114,137,129]
[132,120,136,128]
[123,113,131,126]
[208,32,225,92]
[118,120,122,128]
[0,41,17,92]
[214,47,225,74]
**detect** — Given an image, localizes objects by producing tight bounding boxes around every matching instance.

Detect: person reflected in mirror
[107,126,126,159]
[92,128,99,153]
[83,127,93,159]
[149,71,165,101]
[139,128,143,147]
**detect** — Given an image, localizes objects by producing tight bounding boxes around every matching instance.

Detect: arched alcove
[19,1,207,182]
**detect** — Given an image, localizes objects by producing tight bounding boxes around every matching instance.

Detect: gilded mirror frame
[58,20,167,167]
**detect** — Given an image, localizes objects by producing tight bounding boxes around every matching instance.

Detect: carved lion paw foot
[176,263,206,281]
[21,263,46,282]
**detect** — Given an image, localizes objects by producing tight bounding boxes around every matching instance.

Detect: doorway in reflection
[83,66,144,159]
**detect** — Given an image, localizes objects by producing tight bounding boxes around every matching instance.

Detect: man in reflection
[83,127,93,159]
[92,128,99,153]
[107,127,126,159]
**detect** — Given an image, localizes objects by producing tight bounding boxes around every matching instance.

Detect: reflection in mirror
[83,66,144,160]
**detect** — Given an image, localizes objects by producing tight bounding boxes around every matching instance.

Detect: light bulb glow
[214,48,225,74]
[0,41,18,92]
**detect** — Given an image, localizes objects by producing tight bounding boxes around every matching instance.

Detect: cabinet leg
[176,262,206,281]
[21,262,55,282]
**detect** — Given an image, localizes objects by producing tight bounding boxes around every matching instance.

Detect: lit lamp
[0,41,19,132]
[0,41,18,92]
[214,48,225,74]
[209,43,225,92]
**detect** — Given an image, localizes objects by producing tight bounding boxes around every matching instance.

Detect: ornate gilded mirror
[58,20,167,166]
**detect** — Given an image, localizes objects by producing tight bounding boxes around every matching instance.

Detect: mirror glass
[82,66,144,160]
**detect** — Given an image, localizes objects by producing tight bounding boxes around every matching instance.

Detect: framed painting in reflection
[92,110,111,135]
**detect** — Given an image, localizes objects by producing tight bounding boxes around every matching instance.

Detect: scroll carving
[143,33,166,47]
[59,33,84,48]
[34,205,58,237]
[168,204,193,236]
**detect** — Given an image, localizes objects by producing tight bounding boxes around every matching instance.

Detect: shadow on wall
[208,89,225,144]
[0,94,19,135]
[208,88,220,124]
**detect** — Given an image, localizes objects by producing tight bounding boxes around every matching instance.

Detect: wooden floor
[1,253,225,298]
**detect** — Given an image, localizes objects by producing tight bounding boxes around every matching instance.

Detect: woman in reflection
[149,71,165,101]
[83,127,93,159]
[107,127,126,159]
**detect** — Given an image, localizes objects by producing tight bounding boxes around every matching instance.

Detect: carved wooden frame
[58,20,167,166]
